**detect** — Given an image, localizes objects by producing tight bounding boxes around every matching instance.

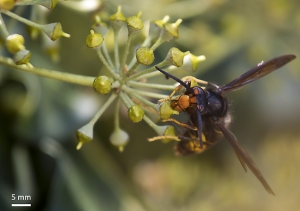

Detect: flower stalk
[0,56,95,86]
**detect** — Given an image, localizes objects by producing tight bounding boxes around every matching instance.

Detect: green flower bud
[140,16,170,48]
[110,6,126,33]
[166,47,190,67]
[147,15,170,40]
[162,126,177,143]
[189,54,206,71]
[190,78,198,88]
[14,49,31,66]
[76,130,93,150]
[157,18,182,44]
[127,11,144,34]
[92,16,108,35]
[159,101,179,120]
[86,30,104,48]
[5,34,25,53]
[153,15,170,28]
[136,47,154,66]
[128,105,144,123]
[76,115,97,150]
[110,128,129,152]
[40,22,70,41]
[163,19,182,39]
[150,18,181,51]
[93,75,112,95]
[0,0,15,10]
[110,5,126,22]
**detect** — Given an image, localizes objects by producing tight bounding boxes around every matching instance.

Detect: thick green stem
[1,9,40,29]
[0,56,95,86]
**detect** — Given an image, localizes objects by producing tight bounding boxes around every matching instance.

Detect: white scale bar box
[12,204,31,207]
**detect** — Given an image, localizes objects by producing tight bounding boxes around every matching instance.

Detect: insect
[155,54,296,195]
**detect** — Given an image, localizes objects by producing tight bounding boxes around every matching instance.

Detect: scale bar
[12,204,31,207]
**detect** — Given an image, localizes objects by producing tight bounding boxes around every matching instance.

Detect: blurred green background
[0,0,300,210]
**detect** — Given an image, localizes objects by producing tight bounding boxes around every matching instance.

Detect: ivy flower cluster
[80,6,206,151]
[0,5,206,152]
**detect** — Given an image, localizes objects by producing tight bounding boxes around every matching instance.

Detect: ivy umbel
[0,5,206,151]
